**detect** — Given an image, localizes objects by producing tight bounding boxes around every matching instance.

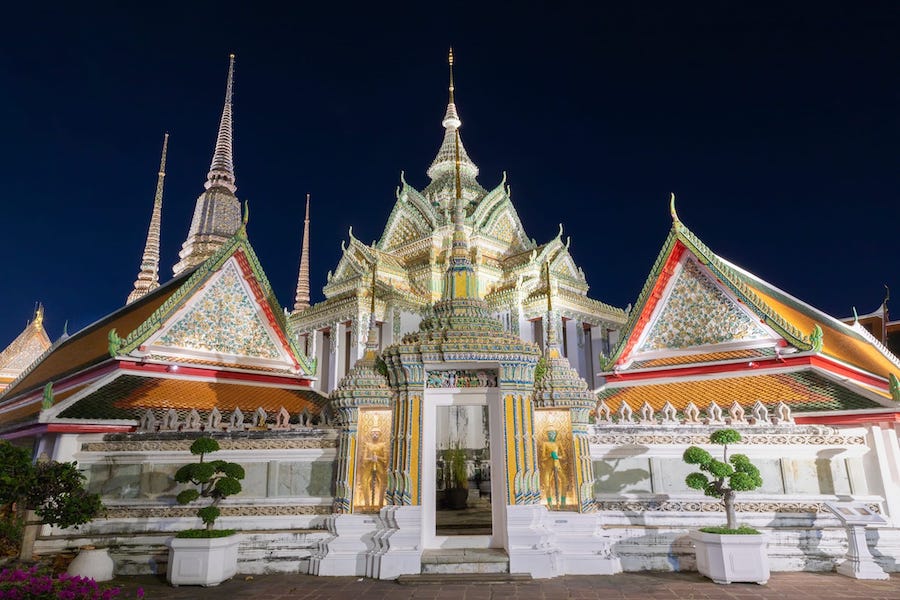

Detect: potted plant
[443,446,469,510]
[167,437,245,587]
[683,428,767,584]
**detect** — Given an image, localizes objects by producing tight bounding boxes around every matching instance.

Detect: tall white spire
[173,54,242,276]
[293,194,311,312]
[127,133,169,304]
[206,54,236,193]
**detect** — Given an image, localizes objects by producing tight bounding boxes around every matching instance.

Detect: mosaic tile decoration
[637,258,769,352]
[157,261,282,359]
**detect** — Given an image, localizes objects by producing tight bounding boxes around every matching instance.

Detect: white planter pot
[67,547,115,582]
[689,530,769,584]
[167,534,241,587]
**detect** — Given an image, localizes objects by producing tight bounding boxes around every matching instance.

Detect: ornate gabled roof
[127,133,169,305]
[602,196,900,387]
[117,228,315,375]
[173,55,241,276]
[471,177,531,251]
[603,197,815,371]
[378,175,440,252]
[0,228,314,406]
[0,306,52,387]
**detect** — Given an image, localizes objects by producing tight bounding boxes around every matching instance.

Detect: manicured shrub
[173,437,245,536]
[683,428,763,533]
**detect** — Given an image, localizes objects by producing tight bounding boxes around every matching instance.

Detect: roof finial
[127,132,169,305]
[669,192,680,224]
[205,54,237,193]
[448,46,455,104]
[293,194,312,312]
[33,303,44,329]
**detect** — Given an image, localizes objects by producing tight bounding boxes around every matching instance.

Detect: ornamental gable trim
[633,256,773,355]
[146,259,286,364]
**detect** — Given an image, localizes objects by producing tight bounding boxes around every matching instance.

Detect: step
[397,572,532,585]
[420,548,509,574]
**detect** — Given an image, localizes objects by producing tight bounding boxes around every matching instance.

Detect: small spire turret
[128,133,169,304]
[293,194,312,312]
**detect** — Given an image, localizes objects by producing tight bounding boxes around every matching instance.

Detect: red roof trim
[117,361,313,387]
[616,241,686,366]
[796,413,900,426]
[605,354,889,392]
[47,423,134,433]
[233,250,301,371]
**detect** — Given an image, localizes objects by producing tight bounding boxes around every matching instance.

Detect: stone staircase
[396,548,532,584]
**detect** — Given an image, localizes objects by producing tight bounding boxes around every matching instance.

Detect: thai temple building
[0,52,899,581]
[0,306,51,392]
[288,49,626,394]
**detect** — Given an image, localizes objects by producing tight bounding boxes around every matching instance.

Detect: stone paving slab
[108,571,900,600]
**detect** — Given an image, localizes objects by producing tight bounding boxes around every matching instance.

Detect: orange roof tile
[58,375,326,420]
[598,370,887,413]
[748,284,899,381]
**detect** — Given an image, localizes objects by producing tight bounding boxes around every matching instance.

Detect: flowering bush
[0,566,143,600]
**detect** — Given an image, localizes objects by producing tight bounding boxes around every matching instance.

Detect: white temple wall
[32,431,338,575]
[589,423,900,572]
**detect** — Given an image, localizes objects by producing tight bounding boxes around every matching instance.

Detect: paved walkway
[110,571,900,600]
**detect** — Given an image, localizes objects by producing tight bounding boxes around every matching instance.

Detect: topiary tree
[174,437,245,536]
[683,428,763,533]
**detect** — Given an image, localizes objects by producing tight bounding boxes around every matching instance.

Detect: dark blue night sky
[1,2,898,346]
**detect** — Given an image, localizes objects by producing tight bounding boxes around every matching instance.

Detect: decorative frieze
[594,499,880,514]
[588,430,866,447]
[102,504,332,519]
[82,437,337,453]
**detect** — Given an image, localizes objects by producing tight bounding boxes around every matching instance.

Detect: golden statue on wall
[353,410,390,512]
[534,411,576,510]
[540,430,567,508]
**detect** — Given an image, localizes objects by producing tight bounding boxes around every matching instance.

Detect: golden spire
[448,47,455,104]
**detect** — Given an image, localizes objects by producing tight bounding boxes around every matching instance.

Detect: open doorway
[435,404,492,536]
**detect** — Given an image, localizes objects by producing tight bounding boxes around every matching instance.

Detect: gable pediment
[140,258,295,369]
[633,257,775,357]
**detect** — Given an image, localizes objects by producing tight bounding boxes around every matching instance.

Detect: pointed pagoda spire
[127,133,169,305]
[440,121,478,301]
[426,48,480,193]
[206,54,237,193]
[173,54,242,276]
[293,194,312,312]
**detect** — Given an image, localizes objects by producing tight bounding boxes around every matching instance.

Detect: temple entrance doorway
[435,404,492,536]
[421,369,504,550]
